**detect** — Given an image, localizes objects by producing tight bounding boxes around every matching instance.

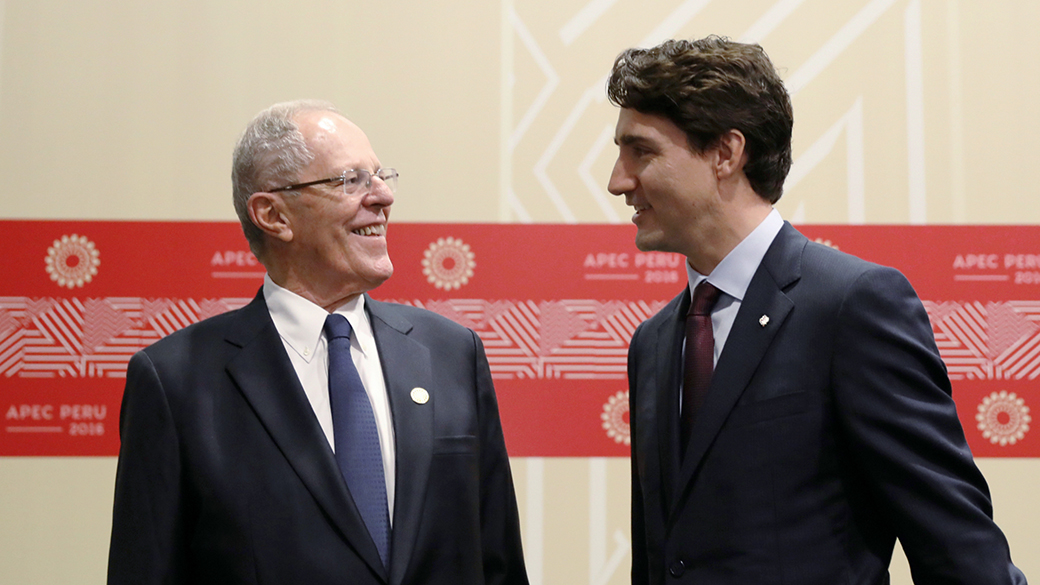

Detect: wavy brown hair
[607,36,793,204]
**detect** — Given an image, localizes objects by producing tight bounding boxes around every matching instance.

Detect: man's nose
[366,177,395,207]
[607,159,635,196]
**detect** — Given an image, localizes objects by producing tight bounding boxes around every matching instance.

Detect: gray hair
[231,99,341,259]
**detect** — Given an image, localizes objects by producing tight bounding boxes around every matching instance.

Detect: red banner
[0,221,1035,458]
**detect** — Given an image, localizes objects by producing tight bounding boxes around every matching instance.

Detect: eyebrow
[615,133,655,147]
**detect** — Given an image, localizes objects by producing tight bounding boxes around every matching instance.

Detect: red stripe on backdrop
[0,221,1036,457]
[496,379,631,457]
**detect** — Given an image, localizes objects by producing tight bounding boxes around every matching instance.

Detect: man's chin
[364,261,394,290]
[634,232,662,253]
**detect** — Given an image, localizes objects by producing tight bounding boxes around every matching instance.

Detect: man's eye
[344,174,362,186]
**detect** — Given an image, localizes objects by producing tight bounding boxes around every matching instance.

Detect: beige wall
[2,0,1037,583]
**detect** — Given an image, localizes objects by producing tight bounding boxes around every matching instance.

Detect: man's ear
[247,192,294,243]
[715,129,748,180]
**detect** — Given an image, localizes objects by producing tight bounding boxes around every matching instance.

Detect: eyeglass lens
[343,169,398,195]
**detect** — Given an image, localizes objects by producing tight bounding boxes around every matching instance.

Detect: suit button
[668,559,685,577]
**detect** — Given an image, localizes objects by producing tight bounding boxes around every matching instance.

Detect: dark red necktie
[681,281,721,458]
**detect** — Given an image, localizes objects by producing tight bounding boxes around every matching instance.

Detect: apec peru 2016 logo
[952,253,1040,284]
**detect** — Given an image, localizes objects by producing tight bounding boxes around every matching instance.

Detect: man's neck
[265,262,365,313]
[685,199,773,275]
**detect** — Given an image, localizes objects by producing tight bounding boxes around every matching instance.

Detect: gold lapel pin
[410,387,430,405]
[759,315,770,327]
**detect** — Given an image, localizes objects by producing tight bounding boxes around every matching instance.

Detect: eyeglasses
[270,168,399,196]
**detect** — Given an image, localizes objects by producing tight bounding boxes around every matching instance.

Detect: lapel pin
[759,315,770,327]
[410,387,430,405]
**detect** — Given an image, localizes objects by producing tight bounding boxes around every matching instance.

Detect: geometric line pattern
[925,300,1040,381]
[0,297,252,378]
[7,296,1039,384]
[394,298,669,380]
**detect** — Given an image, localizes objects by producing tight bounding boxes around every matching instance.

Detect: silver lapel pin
[759,315,770,327]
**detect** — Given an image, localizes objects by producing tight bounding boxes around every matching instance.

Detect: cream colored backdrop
[1,0,1037,583]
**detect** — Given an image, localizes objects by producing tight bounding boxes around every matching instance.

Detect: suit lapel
[647,292,688,511]
[224,292,388,581]
[671,224,805,515]
[366,298,434,585]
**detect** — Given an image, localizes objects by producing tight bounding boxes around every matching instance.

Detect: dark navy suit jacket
[108,292,528,585]
[629,223,1026,584]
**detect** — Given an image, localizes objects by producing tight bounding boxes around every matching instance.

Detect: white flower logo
[422,237,475,290]
[813,237,839,250]
[976,391,1031,446]
[45,234,100,289]
[601,390,630,446]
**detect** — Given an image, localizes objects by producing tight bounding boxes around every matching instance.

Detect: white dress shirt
[685,208,785,365]
[263,275,396,521]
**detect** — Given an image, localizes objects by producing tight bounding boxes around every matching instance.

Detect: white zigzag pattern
[0,297,668,380]
[10,297,1037,382]
[925,301,1040,380]
[398,298,668,379]
[0,297,253,378]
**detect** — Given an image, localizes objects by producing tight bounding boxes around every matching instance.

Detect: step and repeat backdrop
[3,220,1035,460]
[4,0,1040,583]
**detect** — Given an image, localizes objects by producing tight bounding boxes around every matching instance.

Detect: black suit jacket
[108,291,528,585]
[629,223,1026,584]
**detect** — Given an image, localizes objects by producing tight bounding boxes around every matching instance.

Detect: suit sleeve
[831,266,1026,584]
[472,330,530,585]
[108,351,190,585]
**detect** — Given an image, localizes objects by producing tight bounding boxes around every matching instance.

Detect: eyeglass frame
[268,168,399,195]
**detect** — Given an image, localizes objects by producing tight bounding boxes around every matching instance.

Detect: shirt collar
[263,274,375,362]
[686,208,784,301]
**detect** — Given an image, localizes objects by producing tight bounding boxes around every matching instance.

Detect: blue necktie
[324,314,390,567]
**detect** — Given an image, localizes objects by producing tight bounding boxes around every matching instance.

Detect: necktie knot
[690,281,721,316]
[324,313,354,341]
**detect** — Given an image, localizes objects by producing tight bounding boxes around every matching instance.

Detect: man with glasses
[108,100,529,585]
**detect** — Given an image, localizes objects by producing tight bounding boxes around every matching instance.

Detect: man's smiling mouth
[353,224,386,236]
